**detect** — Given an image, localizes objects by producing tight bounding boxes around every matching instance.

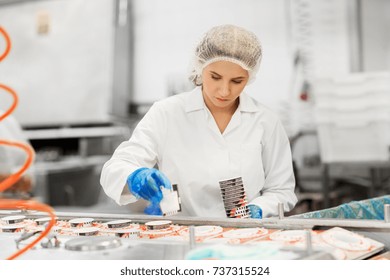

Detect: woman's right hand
[127,167,172,205]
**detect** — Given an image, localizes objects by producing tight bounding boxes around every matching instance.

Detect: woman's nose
[219,83,230,97]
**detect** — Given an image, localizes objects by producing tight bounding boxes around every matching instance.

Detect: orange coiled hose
[1,200,56,260]
[0,26,56,260]
[0,26,11,61]
[0,83,18,122]
[0,138,34,192]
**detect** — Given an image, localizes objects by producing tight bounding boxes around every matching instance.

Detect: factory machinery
[1,208,390,260]
[1,20,390,262]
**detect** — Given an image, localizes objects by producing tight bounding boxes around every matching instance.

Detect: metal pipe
[278,203,284,219]
[189,226,196,249]
[384,204,390,223]
[305,230,313,256]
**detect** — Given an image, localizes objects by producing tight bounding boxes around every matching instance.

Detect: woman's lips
[216,97,229,102]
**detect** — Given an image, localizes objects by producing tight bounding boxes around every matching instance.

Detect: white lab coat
[100,87,297,218]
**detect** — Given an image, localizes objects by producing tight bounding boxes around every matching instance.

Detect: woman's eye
[232,80,242,84]
[211,76,221,80]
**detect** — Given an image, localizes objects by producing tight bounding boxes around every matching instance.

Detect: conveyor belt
[0,210,389,260]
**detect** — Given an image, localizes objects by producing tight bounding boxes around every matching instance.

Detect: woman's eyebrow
[210,71,246,79]
[210,71,222,77]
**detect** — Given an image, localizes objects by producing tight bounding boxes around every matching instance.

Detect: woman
[100,24,297,218]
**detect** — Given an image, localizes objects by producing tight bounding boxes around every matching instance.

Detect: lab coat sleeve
[248,120,298,217]
[100,103,166,205]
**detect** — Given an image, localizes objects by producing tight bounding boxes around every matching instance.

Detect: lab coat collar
[238,92,260,113]
[184,87,205,113]
[184,86,260,113]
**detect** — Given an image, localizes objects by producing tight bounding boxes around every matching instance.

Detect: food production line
[1,209,390,260]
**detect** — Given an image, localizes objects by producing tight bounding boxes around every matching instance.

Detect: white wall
[361,0,390,71]
[0,0,115,126]
[132,0,294,109]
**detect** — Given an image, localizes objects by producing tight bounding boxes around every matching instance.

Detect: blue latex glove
[248,204,262,219]
[127,167,172,215]
[144,202,164,215]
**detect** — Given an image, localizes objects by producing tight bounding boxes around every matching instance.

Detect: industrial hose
[0,26,56,260]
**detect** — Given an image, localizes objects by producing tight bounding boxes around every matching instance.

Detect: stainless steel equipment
[0,210,389,260]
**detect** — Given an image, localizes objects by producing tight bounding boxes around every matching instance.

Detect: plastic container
[311,71,390,117]
[73,227,99,236]
[0,215,26,225]
[312,72,390,97]
[314,94,390,112]
[145,220,172,230]
[113,228,140,239]
[35,217,58,226]
[0,224,25,233]
[106,219,131,229]
[316,119,390,163]
[69,218,94,228]
[314,107,390,123]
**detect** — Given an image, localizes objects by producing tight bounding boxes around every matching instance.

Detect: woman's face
[202,60,249,112]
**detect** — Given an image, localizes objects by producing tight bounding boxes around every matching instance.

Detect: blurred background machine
[0,0,132,207]
[287,0,390,212]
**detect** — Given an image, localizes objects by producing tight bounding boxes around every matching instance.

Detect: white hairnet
[189,24,262,85]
